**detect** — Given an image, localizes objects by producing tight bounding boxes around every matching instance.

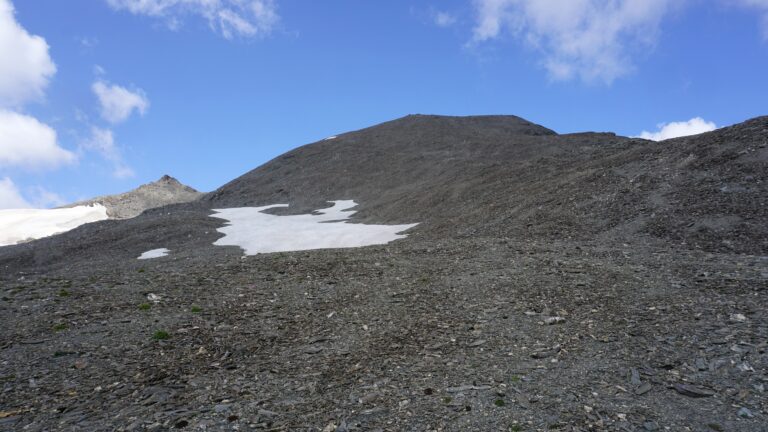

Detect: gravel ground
[1,114,766,431]
[1,239,766,431]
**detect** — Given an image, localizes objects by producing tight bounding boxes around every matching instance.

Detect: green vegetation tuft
[191,306,202,313]
[57,289,70,297]
[52,323,68,331]
[494,399,505,407]
[152,330,170,340]
[139,303,151,311]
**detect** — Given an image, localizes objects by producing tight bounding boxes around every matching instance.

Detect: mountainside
[67,174,203,219]
[206,114,766,254]
[1,115,766,431]
[5,114,764,273]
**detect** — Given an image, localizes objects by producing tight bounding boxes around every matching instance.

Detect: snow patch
[0,204,108,247]
[324,135,337,140]
[138,248,170,260]
[211,200,418,255]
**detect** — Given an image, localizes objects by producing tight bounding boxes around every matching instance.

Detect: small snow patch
[324,135,337,140]
[211,200,418,255]
[138,248,170,260]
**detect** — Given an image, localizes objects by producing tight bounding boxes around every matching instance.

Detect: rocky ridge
[66,175,202,219]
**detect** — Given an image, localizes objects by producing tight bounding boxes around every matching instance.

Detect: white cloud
[106,0,279,39]
[0,176,31,209]
[81,126,135,178]
[92,81,149,124]
[0,0,57,107]
[637,117,718,141]
[0,109,76,170]
[471,0,674,84]
[0,1,70,210]
[434,11,457,27]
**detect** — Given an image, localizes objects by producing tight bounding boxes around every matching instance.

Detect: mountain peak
[382,114,557,136]
[67,175,203,219]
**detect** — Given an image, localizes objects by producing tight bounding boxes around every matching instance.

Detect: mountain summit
[67,174,202,219]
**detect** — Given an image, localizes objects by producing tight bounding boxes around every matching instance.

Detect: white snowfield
[211,200,418,255]
[0,205,108,247]
[138,248,170,260]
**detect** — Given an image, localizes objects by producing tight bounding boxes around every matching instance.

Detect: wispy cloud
[105,0,280,39]
[732,0,768,39]
[434,11,457,28]
[470,0,675,84]
[0,176,30,209]
[81,126,135,179]
[27,186,67,208]
[92,80,149,124]
[637,117,718,141]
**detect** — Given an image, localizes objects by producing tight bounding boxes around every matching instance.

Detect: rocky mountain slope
[207,114,766,254]
[0,115,766,431]
[66,174,202,219]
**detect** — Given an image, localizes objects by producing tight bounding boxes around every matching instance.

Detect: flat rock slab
[674,384,715,398]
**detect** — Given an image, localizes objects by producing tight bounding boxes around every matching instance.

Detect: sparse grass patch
[510,425,522,432]
[52,323,68,332]
[152,330,170,340]
[510,375,521,383]
[139,303,151,311]
[191,306,202,313]
[137,268,145,273]
[442,396,452,404]
[494,399,505,407]
[57,289,70,297]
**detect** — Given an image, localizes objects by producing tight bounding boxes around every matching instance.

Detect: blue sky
[0,0,766,208]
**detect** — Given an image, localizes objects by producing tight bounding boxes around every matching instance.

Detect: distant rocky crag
[65,175,202,219]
